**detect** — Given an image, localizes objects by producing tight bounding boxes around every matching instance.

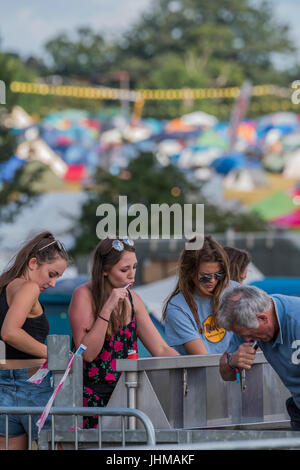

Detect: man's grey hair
[218,285,272,331]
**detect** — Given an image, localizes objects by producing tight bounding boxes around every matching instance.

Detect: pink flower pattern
[83,294,137,429]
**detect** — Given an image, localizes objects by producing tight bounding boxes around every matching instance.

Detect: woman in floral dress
[69,237,178,428]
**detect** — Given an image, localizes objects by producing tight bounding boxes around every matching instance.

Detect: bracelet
[97,314,109,323]
[225,352,235,369]
[225,353,240,383]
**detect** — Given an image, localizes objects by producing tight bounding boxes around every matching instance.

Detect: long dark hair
[90,238,136,338]
[0,231,68,291]
[162,234,230,330]
[223,246,251,283]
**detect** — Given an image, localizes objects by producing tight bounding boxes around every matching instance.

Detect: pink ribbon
[36,344,87,433]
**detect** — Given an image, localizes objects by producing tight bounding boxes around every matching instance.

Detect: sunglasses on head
[111,237,134,252]
[198,271,225,284]
[38,239,67,254]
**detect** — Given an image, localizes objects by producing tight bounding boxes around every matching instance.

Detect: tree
[115,0,295,86]
[71,152,267,254]
[44,26,108,78]
[72,152,200,253]
[0,46,44,222]
[108,0,295,117]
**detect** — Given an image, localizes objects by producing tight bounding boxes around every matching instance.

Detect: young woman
[223,246,251,284]
[0,231,68,450]
[162,235,238,355]
[68,237,178,429]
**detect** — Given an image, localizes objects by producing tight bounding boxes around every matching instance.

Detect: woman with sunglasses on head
[0,231,68,449]
[69,237,178,429]
[162,235,238,356]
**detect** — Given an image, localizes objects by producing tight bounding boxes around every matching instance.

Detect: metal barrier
[109,436,300,450]
[0,406,156,450]
[112,353,291,430]
[44,335,290,432]
[0,335,291,449]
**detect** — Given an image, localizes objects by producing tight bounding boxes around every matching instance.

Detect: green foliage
[114,0,294,85]
[44,26,107,77]
[71,152,267,254]
[71,152,201,253]
[0,52,44,221]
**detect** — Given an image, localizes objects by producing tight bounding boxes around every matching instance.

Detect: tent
[16,139,68,178]
[283,149,300,179]
[210,152,249,175]
[178,147,222,168]
[4,105,36,129]
[180,111,218,128]
[0,155,25,182]
[250,190,296,221]
[223,168,266,192]
[196,128,228,150]
[269,208,300,228]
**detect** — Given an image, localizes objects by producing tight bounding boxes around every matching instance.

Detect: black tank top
[0,286,49,360]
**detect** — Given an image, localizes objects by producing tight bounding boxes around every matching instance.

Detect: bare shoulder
[72,282,92,299]
[7,279,40,299]
[69,282,94,318]
[129,289,143,304]
[129,290,147,313]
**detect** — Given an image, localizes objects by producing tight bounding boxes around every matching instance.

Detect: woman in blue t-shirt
[162,235,237,355]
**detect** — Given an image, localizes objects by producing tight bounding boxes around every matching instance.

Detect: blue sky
[0,0,299,62]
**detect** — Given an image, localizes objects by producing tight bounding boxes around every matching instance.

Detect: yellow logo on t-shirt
[203,315,226,343]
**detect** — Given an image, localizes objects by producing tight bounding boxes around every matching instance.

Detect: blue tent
[210,152,247,175]
[0,155,25,182]
[210,152,262,175]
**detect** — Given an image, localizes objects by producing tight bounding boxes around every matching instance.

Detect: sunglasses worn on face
[198,271,225,284]
[38,239,67,254]
[111,237,134,252]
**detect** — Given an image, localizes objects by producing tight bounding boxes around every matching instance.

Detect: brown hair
[223,246,251,283]
[89,238,136,338]
[0,231,68,291]
[162,234,230,330]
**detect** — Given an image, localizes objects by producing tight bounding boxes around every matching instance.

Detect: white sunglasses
[111,238,134,252]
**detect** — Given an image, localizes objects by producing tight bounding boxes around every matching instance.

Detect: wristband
[98,314,109,323]
[225,352,240,383]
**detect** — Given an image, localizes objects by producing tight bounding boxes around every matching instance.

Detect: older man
[218,285,300,430]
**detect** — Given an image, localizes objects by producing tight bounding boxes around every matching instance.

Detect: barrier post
[47,335,83,431]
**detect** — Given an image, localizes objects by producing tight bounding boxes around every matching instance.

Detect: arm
[69,284,129,362]
[183,338,208,355]
[132,291,179,357]
[164,300,208,355]
[1,281,47,358]
[219,343,257,381]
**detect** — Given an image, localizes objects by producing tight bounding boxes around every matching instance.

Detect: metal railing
[108,437,300,450]
[0,406,156,450]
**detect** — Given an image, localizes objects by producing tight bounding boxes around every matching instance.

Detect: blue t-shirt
[227,294,300,408]
[164,282,237,355]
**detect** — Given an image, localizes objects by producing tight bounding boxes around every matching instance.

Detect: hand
[106,287,129,311]
[231,343,257,370]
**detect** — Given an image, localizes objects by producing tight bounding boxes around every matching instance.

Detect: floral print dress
[83,291,137,429]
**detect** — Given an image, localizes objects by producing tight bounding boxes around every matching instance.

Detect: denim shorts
[0,368,53,441]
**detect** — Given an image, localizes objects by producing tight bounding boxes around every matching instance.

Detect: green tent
[250,190,296,221]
